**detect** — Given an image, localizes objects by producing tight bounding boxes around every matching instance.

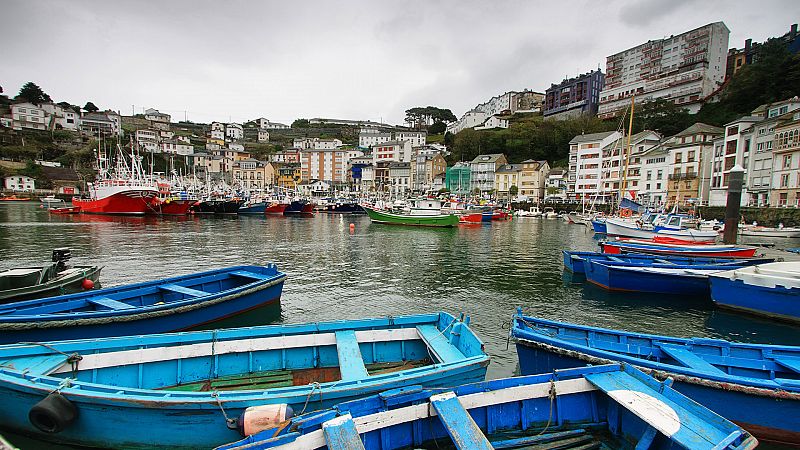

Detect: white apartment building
[136,129,160,153]
[359,132,391,148]
[300,148,347,183]
[10,102,48,131]
[446,110,488,134]
[598,22,729,118]
[40,103,80,131]
[144,108,170,124]
[393,131,427,147]
[4,175,35,191]
[637,146,670,207]
[160,140,194,156]
[251,118,290,129]
[470,153,508,193]
[598,131,662,201]
[258,129,269,143]
[372,141,412,163]
[708,116,761,206]
[211,122,225,132]
[447,91,543,134]
[771,112,800,207]
[226,123,243,141]
[388,162,411,196]
[293,138,343,150]
[567,131,623,198]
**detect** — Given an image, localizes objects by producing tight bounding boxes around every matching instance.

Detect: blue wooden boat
[591,217,607,233]
[217,364,757,450]
[0,265,286,343]
[583,259,766,296]
[237,201,267,215]
[710,262,800,324]
[562,250,771,275]
[0,312,488,449]
[511,310,800,445]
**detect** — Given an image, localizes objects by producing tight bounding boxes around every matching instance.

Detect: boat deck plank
[416,324,463,364]
[322,414,366,450]
[773,356,800,374]
[159,284,206,297]
[656,344,727,377]
[430,391,493,450]
[87,297,135,311]
[335,330,369,381]
[230,270,272,281]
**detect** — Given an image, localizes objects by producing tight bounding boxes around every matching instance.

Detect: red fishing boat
[264,201,289,214]
[47,206,81,215]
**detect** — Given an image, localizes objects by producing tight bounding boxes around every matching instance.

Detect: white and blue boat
[217,364,757,450]
[511,310,800,445]
[591,217,607,233]
[0,265,286,343]
[710,261,800,324]
[0,312,488,449]
[237,201,267,215]
[583,259,766,296]
[562,250,771,275]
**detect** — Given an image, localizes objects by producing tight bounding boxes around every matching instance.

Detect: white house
[144,108,171,130]
[474,115,509,130]
[372,140,412,163]
[10,102,48,131]
[293,138,343,150]
[4,175,35,191]
[637,146,671,208]
[160,140,194,156]
[394,131,427,147]
[226,123,244,141]
[358,132,391,148]
[258,129,269,143]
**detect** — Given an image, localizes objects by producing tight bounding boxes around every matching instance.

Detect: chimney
[745,38,752,51]
[792,24,798,37]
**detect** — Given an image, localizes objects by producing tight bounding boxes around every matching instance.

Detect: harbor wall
[698,206,800,227]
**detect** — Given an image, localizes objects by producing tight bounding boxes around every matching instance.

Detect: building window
[781,174,790,188]
[784,155,792,169]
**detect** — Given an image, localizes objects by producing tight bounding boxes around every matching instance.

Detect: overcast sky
[2,0,798,126]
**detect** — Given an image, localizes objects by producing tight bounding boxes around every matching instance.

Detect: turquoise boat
[0,312,488,449]
[219,364,757,450]
[362,199,459,227]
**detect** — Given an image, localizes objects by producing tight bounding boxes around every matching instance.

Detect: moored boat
[264,201,288,214]
[0,265,285,343]
[283,199,315,215]
[601,239,758,258]
[591,217,607,233]
[605,217,717,243]
[562,250,772,275]
[0,312,488,449]
[363,199,459,227]
[72,179,159,215]
[739,225,800,238]
[237,201,267,215]
[219,363,757,450]
[323,201,365,214]
[511,310,800,445]
[39,195,64,205]
[710,261,800,323]
[193,198,245,214]
[0,249,101,303]
[47,206,81,215]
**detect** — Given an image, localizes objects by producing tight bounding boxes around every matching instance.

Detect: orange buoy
[81,279,95,290]
[349,223,355,233]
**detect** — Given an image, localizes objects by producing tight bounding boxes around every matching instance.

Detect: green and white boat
[362,199,459,227]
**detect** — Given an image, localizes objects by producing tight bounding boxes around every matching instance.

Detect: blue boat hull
[515,341,800,445]
[560,251,766,275]
[591,219,606,233]
[710,275,800,324]
[324,203,365,214]
[237,202,267,214]
[584,262,711,295]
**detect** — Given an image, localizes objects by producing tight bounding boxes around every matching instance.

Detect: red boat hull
[153,199,193,216]
[72,190,157,215]
[265,203,288,214]
[601,242,758,258]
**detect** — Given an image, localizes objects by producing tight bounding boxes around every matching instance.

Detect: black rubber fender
[29,392,78,433]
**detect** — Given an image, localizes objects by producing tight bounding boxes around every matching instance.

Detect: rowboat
[739,225,800,238]
[562,250,771,275]
[511,310,800,445]
[600,239,758,258]
[47,206,81,215]
[363,199,459,227]
[0,249,101,304]
[0,265,285,343]
[605,218,718,243]
[583,259,766,295]
[710,261,800,323]
[0,312,488,449]
[218,363,757,450]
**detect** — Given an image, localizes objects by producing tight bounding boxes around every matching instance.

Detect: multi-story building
[393,131,427,147]
[494,164,522,200]
[258,129,269,143]
[226,123,243,141]
[598,22,729,118]
[232,159,274,190]
[445,162,471,195]
[249,118,290,129]
[160,139,194,156]
[470,153,508,193]
[567,131,623,198]
[135,129,160,153]
[746,97,800,205]
[771,111,800,207]
[275,163,302,188]
[599,131,662,201]
[388,162,411,196]
[293,137,342,150]
[144,108,170,130]
[637,146,670,207]
[447,91,544,134]
[518,160,551,201]
[358,131,391,148]
[411,153,447,193]
[372,140,412,163]
[708,116,761,206]
[300,148,347,183]
[10,102,48,131]
[727,24,799,80]
[3,175,35,191]
[545,169,568,197]
[474,115,510,130]
[663,123,723,206]
[543,70,605,119]
[81,111,122,136]
[269,149,301,164]
[40,103,80,131]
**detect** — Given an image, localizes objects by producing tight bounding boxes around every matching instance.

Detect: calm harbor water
[1,202,799,448]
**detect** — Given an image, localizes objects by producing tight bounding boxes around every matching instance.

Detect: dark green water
[1,202,798,448]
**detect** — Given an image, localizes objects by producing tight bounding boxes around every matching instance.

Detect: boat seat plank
[776,378,800,389]
[656,344,727,376]
[159,284,206,297]
[606,256,625,262]
[229,270,271,281]
[416,324,464,364]
[586,371,735,449]
[335,330,369,381]
[429,391,493,450]
[9,355,68,375]
[773,356,800,374]
[322,414,366,450]
[87,297,135,311]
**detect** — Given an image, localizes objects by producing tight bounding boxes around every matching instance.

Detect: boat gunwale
[361,205,458,221]
[0,265,103,300]
[511,313,800,394]
[0,265,285,321]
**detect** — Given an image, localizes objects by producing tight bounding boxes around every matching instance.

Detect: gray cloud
[1,0,798,125]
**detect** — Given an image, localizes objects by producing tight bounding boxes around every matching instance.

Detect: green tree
[292,119,310,128]
[428,121,446,135]
[16,82,52,104]
[83,102,99,112]
[631,98,693,137]
[509,185,519,196]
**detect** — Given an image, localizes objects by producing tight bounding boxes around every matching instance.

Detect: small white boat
[739,225,800,238]
[515,206,541,217]
[542,207,558,219]
[39,195,64,205]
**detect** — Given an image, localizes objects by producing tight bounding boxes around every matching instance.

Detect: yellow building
[519,160,550,201]
[275,163,302,189]
[494,164,522,200]
[232,160,275,190]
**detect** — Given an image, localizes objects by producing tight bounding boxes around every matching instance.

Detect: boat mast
[619,96,635,207]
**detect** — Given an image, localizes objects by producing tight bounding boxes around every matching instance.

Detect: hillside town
[1,21,799,210]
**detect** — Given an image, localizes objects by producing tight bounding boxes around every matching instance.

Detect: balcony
[668,173,697,180]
